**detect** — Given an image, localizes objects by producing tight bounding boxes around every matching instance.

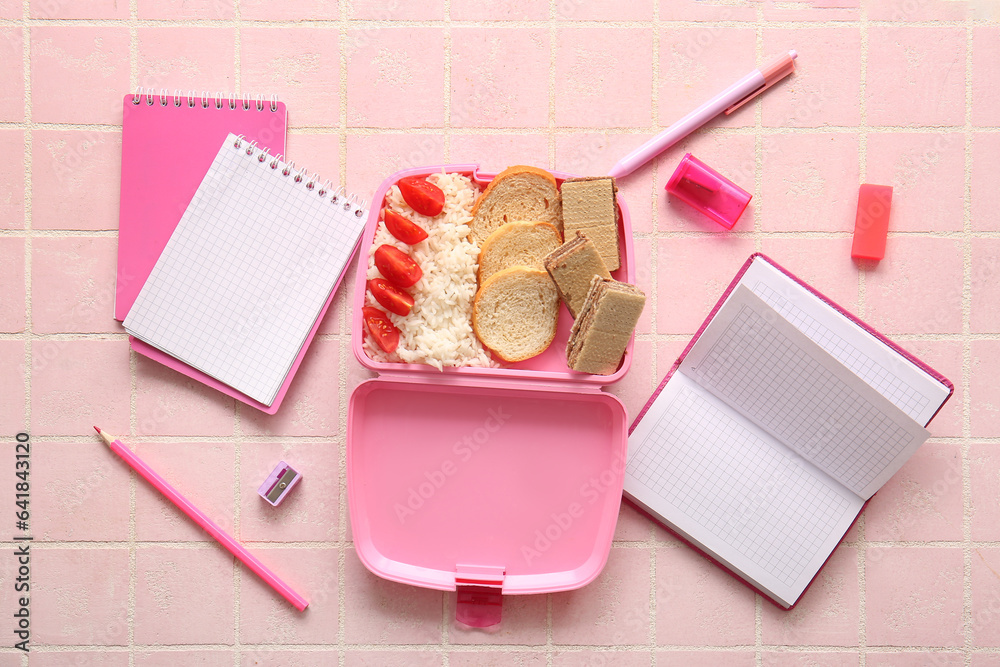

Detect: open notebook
[123,133,367,408]
[625,254,952,609]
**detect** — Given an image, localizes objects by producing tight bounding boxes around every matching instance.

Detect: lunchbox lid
[347,376,628,625]
[351,164,637,385]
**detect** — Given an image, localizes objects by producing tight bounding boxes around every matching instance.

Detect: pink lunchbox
[348,165,635,627]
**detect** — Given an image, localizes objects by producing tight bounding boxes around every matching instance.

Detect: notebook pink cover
[118,91,297,414]
[115,91,288,320]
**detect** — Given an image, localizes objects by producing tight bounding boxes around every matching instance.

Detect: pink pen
[608,50,797,179]
[94,426,309,611]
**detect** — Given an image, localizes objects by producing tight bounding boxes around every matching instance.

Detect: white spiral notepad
[124,133,367,407]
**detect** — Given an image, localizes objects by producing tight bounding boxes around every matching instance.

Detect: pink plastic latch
[455,565,505,628]
[666,153,752,230]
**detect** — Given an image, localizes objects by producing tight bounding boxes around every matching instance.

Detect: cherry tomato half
[397,176,445,217]
[374,245,422,288]
[383,209,429,245]
[362,306,400,354]
[368,278,415,317]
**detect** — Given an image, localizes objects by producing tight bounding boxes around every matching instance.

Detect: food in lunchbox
[367,278,414,317]
[364,172,496,370]
[397,176,445,216]
[469,165,563,244]
[383,209,428,245]
[543,233,612,319]
[560,177,620,271]
[566,276,645,375]
[477,221,562,285]
[472,266,559,363]
[374,245,422,288]
[362,306,400,354]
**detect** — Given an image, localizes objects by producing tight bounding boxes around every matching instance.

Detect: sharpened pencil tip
[94,426,101,434]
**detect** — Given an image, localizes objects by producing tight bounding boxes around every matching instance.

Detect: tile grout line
[1,17,992,28]
[547,0,556,171]
[962,12,975,667]
[127,2,138,666]
[856,3,870,664]
[19,3,29,666]
[231,2,244,661]
[337,5,350,665]
[648,0,660,397]
[12,120,1000,135]
[19,0,30,443]
[753,10,765,667]
[647,1,661,658]
[753,6,764,258]
[442,0,452,164]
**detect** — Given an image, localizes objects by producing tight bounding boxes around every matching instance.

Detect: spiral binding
[131,88,280,113]
[232,135,366,217]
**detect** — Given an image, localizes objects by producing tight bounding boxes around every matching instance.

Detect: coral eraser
[851,184,893,261]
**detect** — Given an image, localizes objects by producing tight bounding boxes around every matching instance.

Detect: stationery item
[666,153,752,229]
[124,133,367,409]
[116,89,288,320]
[608,51,797,179]
[259,462,302,506]
[544,234,612,318]
[567,276,645,374]
[625,254,952,609]
[94,427,308,611]
[560,177,621,271]
[851,184,893,260]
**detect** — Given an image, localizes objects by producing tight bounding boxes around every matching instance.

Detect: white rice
[363,172,498,370]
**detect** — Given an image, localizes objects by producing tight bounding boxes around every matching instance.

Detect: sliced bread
[470,165,562,245]
[472,267,559,363]
[478,221,563,285]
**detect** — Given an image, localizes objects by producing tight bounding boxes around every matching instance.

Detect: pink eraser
[665,153,752,230]
[851,184,893,261]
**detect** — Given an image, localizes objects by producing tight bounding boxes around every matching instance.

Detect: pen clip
[725,51,797,115]
[724,82,767,115]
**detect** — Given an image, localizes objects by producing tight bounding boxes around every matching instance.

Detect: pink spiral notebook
[116,90,298,413]
[115,90,288,320]
[123,133,367,413]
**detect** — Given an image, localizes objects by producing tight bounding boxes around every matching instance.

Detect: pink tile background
[4,0,995,659]
[31,129,121,231]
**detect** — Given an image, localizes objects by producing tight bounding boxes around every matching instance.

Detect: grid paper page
[124,134,366,405]
[739,259,950,425]
[681,285,929,500]
[625,374,862,607]
[752,280,931,418]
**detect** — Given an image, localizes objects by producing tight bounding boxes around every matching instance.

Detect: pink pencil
[94,426,309,611]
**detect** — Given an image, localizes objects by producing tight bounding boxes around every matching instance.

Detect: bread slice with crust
[470,166,562,245]
[478,221,562,285]
[472,267,559,363]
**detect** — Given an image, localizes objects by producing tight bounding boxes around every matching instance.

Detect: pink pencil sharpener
[666,153,752,230]
[258,461,301,506]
